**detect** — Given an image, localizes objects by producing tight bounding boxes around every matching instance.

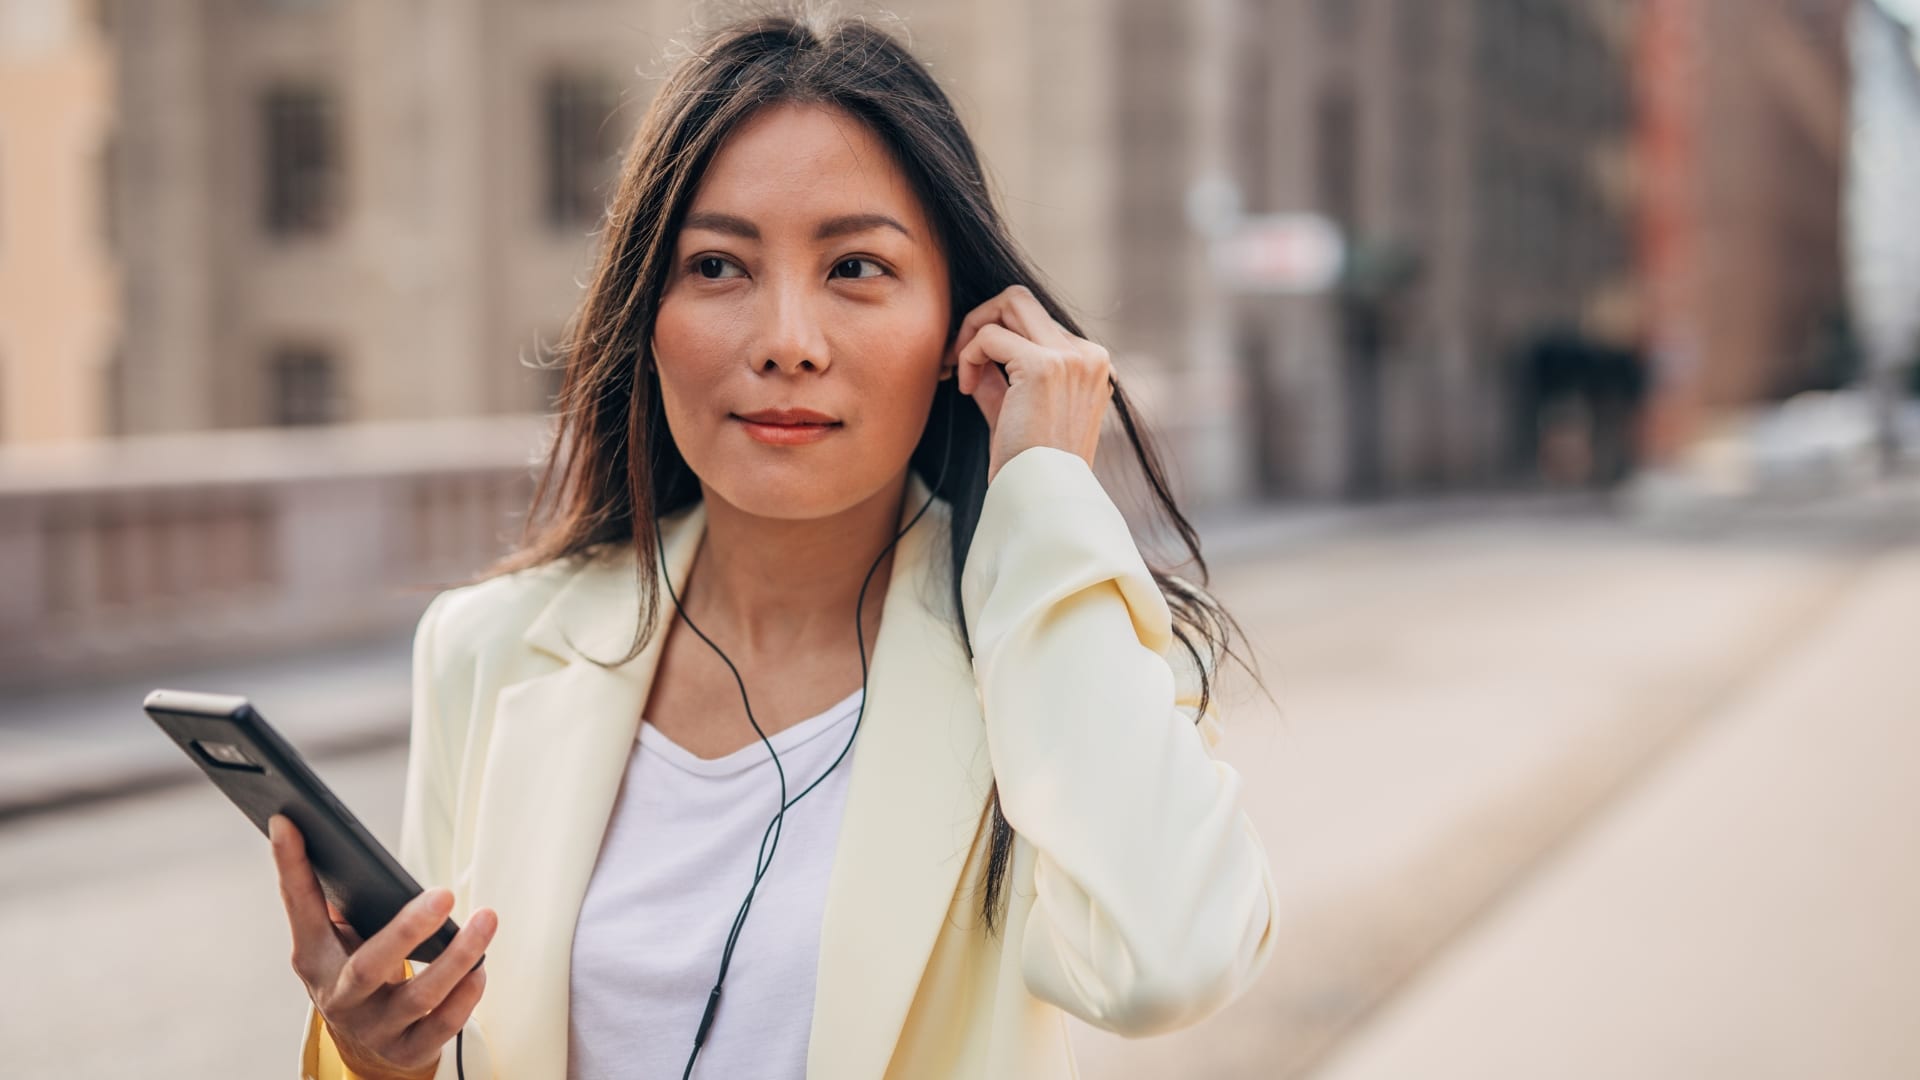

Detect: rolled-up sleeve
[960,445,1280,1037]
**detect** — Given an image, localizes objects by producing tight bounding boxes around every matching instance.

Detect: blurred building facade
[1229,0,1641,498]
[4,0,1648,505]
[77,0,1172,464]
[0,0,118,443]
[108,0,661,434]
[0,0,1863,500]
[1636,0,1852,462]
[20,0,1649,503]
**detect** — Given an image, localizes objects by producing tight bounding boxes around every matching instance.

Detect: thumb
[967,362,1009,434]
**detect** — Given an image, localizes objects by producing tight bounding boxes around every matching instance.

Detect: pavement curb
[0,711,411,825]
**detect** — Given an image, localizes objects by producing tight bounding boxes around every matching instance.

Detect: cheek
[860,359,944,459]
[650,300,733,413]
[651,299,716,372]
[865,311,947,440]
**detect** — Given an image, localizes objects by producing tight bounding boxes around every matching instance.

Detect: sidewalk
[1310,545,1920,1080]
[0,629,413,821]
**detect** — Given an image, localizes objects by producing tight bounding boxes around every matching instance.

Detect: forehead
[687,102,929,236]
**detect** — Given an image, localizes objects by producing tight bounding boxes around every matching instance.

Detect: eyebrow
[681,210,913,243]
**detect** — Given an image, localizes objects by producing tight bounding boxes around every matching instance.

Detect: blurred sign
[1210,213,1347,294]
[1184,171,1244,238]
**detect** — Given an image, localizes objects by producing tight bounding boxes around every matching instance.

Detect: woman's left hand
[948,284,1114,484]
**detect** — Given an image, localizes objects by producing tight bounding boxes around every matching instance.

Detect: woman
[273,9,1278,1079]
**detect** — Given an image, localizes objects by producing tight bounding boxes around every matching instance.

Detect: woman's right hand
[269,813,496,1080]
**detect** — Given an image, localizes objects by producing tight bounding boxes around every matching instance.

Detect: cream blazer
[300,445,1280,1079]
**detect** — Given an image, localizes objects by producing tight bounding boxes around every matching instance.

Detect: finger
[334,886,454,1006]
[392,907,497,1023]
[953,285,1072,365]
[956,341,1009,398]
[997,284,1077,350]
[269,814,346,986]
[956,319,1022,396]
[958,322,1057,392]
[949,294,1002,368]
[958,326,1048,424]
[951,291,1017,376]
[395,963,488,1060]
[970,361,1009,433]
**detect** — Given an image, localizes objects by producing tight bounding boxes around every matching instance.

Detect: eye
[690,255,743,280]
[831,257,888,281]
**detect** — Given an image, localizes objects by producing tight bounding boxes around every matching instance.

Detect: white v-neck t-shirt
[565,686,865,1080]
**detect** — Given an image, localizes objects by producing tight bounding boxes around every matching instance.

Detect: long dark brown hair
[476,4,1262,936]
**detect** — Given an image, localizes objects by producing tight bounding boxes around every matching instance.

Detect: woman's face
[651,101,952,522]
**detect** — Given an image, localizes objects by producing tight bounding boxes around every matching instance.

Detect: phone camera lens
[198,740,256,767]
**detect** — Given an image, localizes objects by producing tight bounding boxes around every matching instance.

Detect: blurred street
[4,499,1914,1079]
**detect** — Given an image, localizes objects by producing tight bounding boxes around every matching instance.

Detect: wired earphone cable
[457,374,956,1080]
[664,380,954,1079]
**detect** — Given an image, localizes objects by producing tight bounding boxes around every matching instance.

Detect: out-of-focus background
[2,0,1917,1076]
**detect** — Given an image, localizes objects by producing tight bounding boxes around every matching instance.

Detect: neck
[679,470,911,658]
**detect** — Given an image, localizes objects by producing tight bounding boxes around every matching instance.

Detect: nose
[753,271,832,375]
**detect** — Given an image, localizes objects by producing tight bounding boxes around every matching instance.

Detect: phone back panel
[143,688,459,965]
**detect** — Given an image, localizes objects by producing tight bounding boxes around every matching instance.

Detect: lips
[732,408,843,446]
[733,407,840,426]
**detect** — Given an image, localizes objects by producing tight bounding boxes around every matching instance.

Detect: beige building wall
[0,0,118,444]
[104,0,1147,447]
[108,0,649,435]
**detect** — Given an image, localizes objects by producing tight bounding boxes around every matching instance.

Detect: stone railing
[0,417,551,690]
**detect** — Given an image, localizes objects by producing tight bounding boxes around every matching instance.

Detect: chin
[687,429,915,521]
[701,464,869,522]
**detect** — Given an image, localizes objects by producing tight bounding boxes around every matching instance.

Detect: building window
[262,85,340,236]
[269,345,340,425]
[542,72,622,230]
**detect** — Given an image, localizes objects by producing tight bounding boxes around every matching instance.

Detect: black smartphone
[143,688,475,968]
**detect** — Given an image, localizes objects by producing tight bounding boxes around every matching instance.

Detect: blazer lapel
[463,498,706,1080]
[462,471,992,1080]
[807,477,995,1079]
